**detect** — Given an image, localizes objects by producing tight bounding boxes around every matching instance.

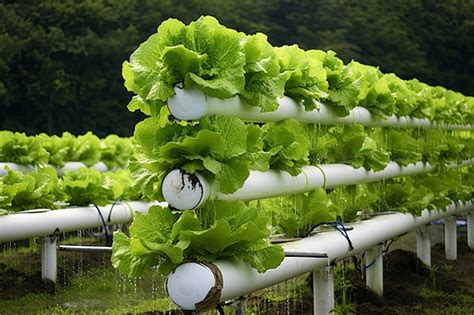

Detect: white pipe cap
[162,169,208,210]
[168,86,208,120]
[167,263,215,310]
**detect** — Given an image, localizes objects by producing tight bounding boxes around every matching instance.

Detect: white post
[365,245,383,296]
[313,265,334,315]
[416,225,431,266]
[41,236,57,283]
[444,215,457,260]
[467,211,474,250]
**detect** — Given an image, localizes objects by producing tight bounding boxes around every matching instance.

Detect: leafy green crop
[112,201,284,276]
[124,16,246,115]
[61,168,124,207]
[274,46,328,111]
[262,119,310,175]
[330,166,474,218]
[133,114,256,196]
[0,167,141,214]
[0,131,134,168]
[0,167,62,212]
[0,131,49,166]
[113,15,474,279]
[261,189,341,238]
[124,16,473,124]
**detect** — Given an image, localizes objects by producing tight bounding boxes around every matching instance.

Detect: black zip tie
[93,203,110,244]
[106,201,118,223]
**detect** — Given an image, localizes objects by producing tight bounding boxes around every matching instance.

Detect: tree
[0,0,145,136]
[1,0,472,137]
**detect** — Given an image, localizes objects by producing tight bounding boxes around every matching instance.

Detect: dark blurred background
[1,0,472,137]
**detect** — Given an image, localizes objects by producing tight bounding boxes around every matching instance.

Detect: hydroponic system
[1,15,473,314]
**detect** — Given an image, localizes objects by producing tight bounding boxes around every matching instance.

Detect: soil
[245,235,474,315]
[0,247,110,299]
[1,235,474,314]
[351,237,474,314]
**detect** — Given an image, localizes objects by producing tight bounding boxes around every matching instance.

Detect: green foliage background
[1,0,472,136]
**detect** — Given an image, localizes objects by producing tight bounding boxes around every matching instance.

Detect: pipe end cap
[168,86,207,120]
[166,263,215,310]
[162,169,208,210]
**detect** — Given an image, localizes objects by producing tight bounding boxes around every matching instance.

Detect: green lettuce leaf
[275,46,328,111]
[263,189,340,238]
[123,16,246,116]
[60,168,133,206]
[262,119,310,175]
[111,202,284,277]
[324,125,390,171]
[240,33,289,112]
[0,131,49,167]
[0,166,63,211]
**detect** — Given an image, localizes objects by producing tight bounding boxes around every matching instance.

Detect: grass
[0,239,178,314]
[0,265,177,314]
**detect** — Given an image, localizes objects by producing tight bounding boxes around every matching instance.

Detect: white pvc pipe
[163,160,473,210]
[41,236,57,283]
[167,87,474,131]
[56,162,109,175]
[365,245,383,296]
[0,163,35,176]
[468,211,474,250]
[313,265,335,315]
[0,201,160,243]
[166,200,473,310]
[0,161,110,177]
[219,162,431,202]
[416,225,431,266]
[444,215,457,260]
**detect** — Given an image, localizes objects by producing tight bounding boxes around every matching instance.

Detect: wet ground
[1,234,473,314]
[352,239,474,315]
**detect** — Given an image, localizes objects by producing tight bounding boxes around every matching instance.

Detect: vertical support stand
[41,236,57,283]
[467,211,474,250]
[416,225,431,266]
[365,245,383,296]
[444,215,457,260]
[313,265,334,315]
